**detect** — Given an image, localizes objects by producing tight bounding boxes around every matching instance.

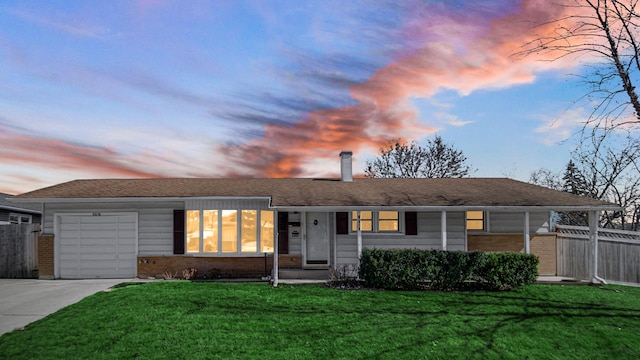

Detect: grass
[0,282,639,359]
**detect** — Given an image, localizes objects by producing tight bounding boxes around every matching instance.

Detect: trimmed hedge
[358,248,539,291]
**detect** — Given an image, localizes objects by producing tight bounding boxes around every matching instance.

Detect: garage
[56,213,137,279]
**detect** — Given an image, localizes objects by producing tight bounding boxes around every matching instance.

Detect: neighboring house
[0,192,41,225]
[11,152,617,281]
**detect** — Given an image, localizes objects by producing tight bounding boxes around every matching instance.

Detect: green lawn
[1,282,639,359]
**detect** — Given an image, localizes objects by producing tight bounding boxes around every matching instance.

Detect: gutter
[10,196,274,203]
[269,205,621,212]
[0,205,42,214]
[10,197,619,213]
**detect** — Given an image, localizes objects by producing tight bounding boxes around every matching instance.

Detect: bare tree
[529,168,564,190]
[573,129,640,228]
[521,0,640,229]
[365,136,473,178]
[531,131,640,228]
[518,0,640,128]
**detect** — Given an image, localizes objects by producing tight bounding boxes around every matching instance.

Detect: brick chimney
[339,151,353,182]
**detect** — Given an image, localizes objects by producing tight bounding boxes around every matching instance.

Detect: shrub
[429,250,486,290]
[359,248,539,291]
[477,252,539,290]
[326,263,362,289]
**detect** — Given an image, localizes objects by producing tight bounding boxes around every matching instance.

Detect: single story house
[11,152,617,283]
[0,192,41,225]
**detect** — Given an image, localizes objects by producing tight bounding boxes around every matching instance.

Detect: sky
[0,0,604,194]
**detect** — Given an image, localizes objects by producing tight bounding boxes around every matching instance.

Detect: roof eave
[271,205,621,212]
[0,205,42,214]
[9,196,273,203]
[10,197,619,212]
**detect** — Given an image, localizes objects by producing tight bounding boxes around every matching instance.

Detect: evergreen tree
[559,160,589,226]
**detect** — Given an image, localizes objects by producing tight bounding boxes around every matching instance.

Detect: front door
[304,212,329,267]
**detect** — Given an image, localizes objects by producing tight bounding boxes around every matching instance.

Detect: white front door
[304,212,329,267]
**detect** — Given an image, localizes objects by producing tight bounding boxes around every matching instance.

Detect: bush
[359,248,539,291]
[477,252,539,290]
[326,263,362,289]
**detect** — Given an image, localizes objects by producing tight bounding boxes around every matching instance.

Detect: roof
[0,192,42,214]
[12,178,618,211]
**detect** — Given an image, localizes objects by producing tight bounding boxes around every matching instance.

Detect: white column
[272,212,279,287]
[589,210,602,283]
[357,211,362,259]
[441,211,447,250]
[524,211,530,254]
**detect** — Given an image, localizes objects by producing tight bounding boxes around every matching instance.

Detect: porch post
[441,211,447,250]
[589,210,602,283]
[357,211,362,259]
[273,212,279,287]
[524,211,530,254]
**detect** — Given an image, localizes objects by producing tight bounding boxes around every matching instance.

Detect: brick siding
[37,234,54,279]
[137,255,303,279]
[467,233,557,275]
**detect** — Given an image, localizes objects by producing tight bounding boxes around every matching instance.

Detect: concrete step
[278,268,329,280]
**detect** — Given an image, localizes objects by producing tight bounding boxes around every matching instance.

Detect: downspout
[41,202,45,233]
[524,211,530,254]
[357,211,362,260]
[589,210,607,284]
[272,212,279,287]
[441,211,447,251]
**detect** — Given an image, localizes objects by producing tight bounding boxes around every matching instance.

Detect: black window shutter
[277,212,289,254]
[173,210,185,254]
[405,212,418,235]
[336,212,349,234]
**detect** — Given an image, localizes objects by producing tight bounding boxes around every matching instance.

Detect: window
[379,211,399,231]
[352,211,372,232]
[351,211,400,233]
[221,210,238,253]
[186,209,275,254]
[186,210,200,253]
[9,213,31,224]
[466,211,484,230]
[241,210,257,252]
[203,210,218,253]
[260,210,274,252]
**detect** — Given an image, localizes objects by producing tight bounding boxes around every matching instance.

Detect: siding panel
[489,212,550,233]
[185,199,271,210]
[45,201,183,256]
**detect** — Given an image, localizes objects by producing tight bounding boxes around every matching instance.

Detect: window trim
[349,210,402,234]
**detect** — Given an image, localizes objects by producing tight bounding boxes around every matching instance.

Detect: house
[11,152,617,282]
[0,192,41,225]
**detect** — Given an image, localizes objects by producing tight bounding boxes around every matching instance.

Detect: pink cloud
[219,0,585,178]
[2,0,596,192]
[0,126,162,193]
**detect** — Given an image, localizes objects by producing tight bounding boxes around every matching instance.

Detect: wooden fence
[0,223,40,278]
[556,225,640,283]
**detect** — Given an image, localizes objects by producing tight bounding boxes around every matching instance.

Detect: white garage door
[57,213,137,279]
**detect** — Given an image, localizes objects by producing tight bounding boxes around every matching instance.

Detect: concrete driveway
[0,279,140,336]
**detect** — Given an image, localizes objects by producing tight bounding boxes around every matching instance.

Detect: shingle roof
[0,192,42,213]
[13,178,617,210]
